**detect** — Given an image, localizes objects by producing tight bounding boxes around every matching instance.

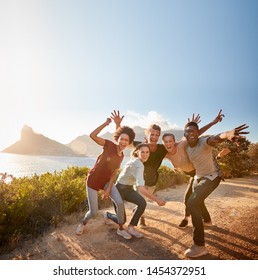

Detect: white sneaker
[102,211,112,225]
[117,229,132,240]
[76,223,85,235]
[184,244,208,258]
[127,226,144,238]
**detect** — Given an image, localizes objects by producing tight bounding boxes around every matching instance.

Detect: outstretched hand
[110,110,124,128]
[157,198,166,206]
[227,124,249,141]
[188,113,201,124]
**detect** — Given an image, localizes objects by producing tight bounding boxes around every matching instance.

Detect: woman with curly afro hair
[76,115,135,240]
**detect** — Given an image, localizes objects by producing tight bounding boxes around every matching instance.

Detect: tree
[247,142,258,172]
[214,138,254,178]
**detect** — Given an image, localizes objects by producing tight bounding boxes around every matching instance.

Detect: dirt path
[1,176,258,260]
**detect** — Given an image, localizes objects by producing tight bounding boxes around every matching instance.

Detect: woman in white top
[104,143,166,238]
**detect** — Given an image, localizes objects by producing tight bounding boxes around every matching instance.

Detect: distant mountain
[67,126,184,157]
[67,135,103,157]
[2,125,80,156]
[2,125,184,157]
[67,131,132,157]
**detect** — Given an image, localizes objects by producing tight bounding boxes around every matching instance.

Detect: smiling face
[184,125,199,147]
[162,135,176,153]
[137,146,150,162]
[146,128,160,145]
[117,133,130,151]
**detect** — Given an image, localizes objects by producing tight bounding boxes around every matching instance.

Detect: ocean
[0,153,97,178]
[0,152,172,178]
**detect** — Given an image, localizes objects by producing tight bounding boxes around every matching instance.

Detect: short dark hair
[131,143,150,158]
[114,126,135,144]
[184,121,199,131]
[162,133,175,141]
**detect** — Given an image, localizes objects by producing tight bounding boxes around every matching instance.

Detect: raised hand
[188,113,201,124]
[110,110,124,129]
[105,117,112,125]
[211,109,225,124]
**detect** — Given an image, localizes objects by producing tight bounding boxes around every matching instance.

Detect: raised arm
[198,109,224,136]
[207,124,249,147]
[89,118,112,146]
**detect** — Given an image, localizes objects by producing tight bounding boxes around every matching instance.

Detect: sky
[0,0,257,151]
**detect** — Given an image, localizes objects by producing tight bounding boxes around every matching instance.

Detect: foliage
[0,143,255,252]
[214,138,255,178]
[155,166,187,192]
[247,142,258,172]
[0,166,89,250]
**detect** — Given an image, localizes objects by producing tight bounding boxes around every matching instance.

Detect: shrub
[0,166,89,251]
[214,138,254,178]
[155,166,187,192]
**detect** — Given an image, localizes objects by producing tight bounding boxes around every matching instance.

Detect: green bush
[0,166,89,250]
[155,166,187,192]
[214,138,255,178]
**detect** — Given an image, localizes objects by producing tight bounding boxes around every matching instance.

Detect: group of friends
[75,110,249,258]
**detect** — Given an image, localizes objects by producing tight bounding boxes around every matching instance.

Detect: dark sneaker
[179,219,188,228]
[139,217,147,228]
[184,244,208,258]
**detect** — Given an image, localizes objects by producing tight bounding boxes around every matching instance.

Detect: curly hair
[113,126,135,144]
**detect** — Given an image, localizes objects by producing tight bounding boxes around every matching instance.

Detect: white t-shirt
[116,157,145,187]
[186,137,220,180]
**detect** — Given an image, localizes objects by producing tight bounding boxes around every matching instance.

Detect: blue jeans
[83,182,125,225]
[187,176,221,246]
[107,183,147,226]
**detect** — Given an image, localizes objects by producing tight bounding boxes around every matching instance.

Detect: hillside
[2,125,184,157]
[1,175,257,260]
[2,125,79,156]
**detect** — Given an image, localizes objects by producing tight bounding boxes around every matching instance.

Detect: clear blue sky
[0,0,257,150]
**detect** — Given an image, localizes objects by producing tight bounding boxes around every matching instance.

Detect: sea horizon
[0,152,173,178]
[0,152,97,178]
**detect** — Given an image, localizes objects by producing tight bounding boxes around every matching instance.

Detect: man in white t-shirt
[183,121,249,258]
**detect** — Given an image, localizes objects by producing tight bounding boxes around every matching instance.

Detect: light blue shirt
[116,157,145,187]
